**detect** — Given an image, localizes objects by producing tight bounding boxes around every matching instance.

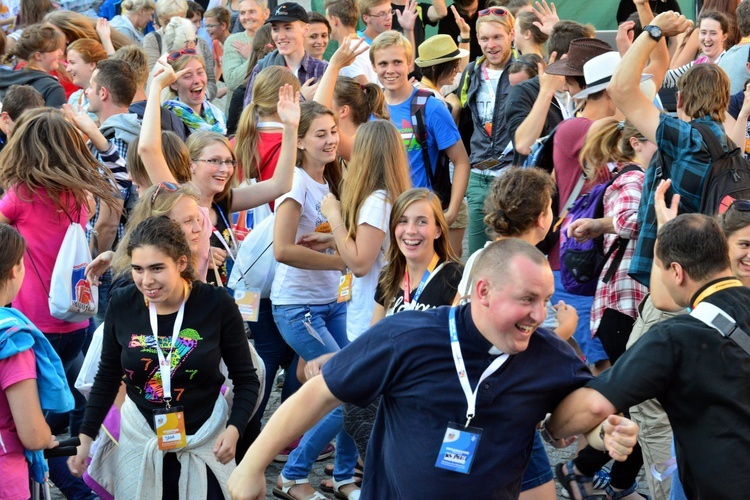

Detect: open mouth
[143,287,162,299]
[189,87,204,100]
[401,238,423,250]
[516,323,535,334]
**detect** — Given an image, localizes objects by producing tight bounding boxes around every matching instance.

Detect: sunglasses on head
[168,48,197,61]
[151,181,179,206]
[478,6,509,17]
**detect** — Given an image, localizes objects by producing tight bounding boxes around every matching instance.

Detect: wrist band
[331,223,344,233]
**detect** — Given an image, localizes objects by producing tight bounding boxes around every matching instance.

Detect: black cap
[266,2,309,24]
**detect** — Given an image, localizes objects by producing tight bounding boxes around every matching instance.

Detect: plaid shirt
[591,165,648,337]
[628,115,727,287]
[244,50,328,106]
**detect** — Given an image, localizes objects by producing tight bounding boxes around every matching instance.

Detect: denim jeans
[273,302,358,481]
[551,270,606,364]
[465,171,494,255]
[669,439,687,500]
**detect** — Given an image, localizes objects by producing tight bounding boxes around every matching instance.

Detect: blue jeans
[521,432,553,491]
[669,439,687,500]
[273,302,358,481]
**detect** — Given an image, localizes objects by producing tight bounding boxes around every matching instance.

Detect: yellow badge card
[153,407,187,450]
[337,273,353,303]
[234,288,261,322]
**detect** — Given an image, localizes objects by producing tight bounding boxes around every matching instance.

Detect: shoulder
[433,261,464,288]
[109,282,142,307]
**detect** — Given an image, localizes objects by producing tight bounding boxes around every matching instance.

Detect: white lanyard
[148,289,187,406]
[448,307,509,427]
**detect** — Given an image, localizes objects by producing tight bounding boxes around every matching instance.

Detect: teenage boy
[243,2,327,104]
[357,0,394,44]
[325,0,378,83]
[370,30,470,231]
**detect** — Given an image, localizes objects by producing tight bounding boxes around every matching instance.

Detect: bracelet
[331,223,345,233]
[458,35,471,44]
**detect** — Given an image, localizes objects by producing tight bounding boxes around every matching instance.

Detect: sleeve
[98,143,132,191]
[662,61,693,89]
[45,83,67,109]
[504,80,535,140]
[357,192,390,232]
[457,250,481,299]
[222,34,250,92]
[610,171,644,240]
[729,91,744,119]
[0,186,20,222]
[374,279,386,307]
[218,291,259,434]
[79,294,126,439]
[0,349,37,390]
[199,38,218,101]
[586,324,676,411]
[143,33,161,73]
[274,170,304,209]
[425,96,461,150]
[420,2,438,26]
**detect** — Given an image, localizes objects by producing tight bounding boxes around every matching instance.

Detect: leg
[465,171,493,255]
[519,433,556,500]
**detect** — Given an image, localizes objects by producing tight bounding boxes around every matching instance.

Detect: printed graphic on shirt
[128,329,202,402]
[398,118,421,153]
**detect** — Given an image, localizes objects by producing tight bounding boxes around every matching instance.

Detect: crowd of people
[2,0,750,498]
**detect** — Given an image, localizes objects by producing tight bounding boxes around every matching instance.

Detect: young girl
[0,224,71,500]
[66,38,108,119]
[68,216,259,498]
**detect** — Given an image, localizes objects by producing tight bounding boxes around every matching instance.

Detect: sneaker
[593,466,611,490]
[274,436,302,462]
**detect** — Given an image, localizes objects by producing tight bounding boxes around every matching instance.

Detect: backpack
[522,122,560,174]
[559,165,642,296]
[411,89,452,210]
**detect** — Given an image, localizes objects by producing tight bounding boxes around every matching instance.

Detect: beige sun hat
[415,35,470,68]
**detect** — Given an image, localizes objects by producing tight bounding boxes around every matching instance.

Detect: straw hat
[415,35,470,68]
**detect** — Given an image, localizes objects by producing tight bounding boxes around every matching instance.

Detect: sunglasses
[168,48,197,61]
[721,198,750,215]
[478,6,509,17]
[151,181,179,206]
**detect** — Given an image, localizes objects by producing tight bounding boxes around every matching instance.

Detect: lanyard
[213,202,238,253]
[404,253,440,305]
[691,278,743,309]
[448,307,509,427]
[148,282,189,408]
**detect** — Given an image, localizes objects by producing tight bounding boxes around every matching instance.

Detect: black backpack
[411,89,453,210]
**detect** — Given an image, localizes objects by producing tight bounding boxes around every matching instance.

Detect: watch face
[647,25,662,38]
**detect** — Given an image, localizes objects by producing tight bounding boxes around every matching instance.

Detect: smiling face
[271,20,307,57]
[477,21,513,70]
[191,141,235,198]
[699,18,728,61]
[204,16,229,41]
[305,21,329,59]
[475,255,553,354]
[298,114,339,168]
[727,225,750,286]
[169,196,203,255]
[394,199,441,263]
[373,45,411,93]
[170,57,207,113]
[66,50,97,89]
[131,245,187,307]
[84,69,104,115]
[239,0,267,34]
[363,2,393,34]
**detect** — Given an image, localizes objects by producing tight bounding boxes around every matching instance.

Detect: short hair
[308,11,331,32]
[325,0,359,28]
[358,0,390,16]
[370,30,413,65]
[111,45,150,89]
[547,20,595,57]
[94,59,138,107]
[718,201,750,239]
[205,6,231,26]
[156,0,188,24]
[476,7,514,33]
[677,64,730,122]
[737,0,750,38]
[1,85,45,121]
[472,238,549,287]
[656,213,730,281]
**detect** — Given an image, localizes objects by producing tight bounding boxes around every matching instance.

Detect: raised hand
[277,84,301,126]
[654,178,680,228]
[329,34,368,69]
[616,20,636,55]
[652,10,694,38]
[450,5,471,39]
[539,51,565,93]
[396,0,419,32]
[152,58,190,90]
[531,0,559,36]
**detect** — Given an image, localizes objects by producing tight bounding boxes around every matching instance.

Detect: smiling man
[227,238,639,500]
[242,2,327,104]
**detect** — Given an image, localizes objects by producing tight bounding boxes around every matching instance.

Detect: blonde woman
[110,0,156,44]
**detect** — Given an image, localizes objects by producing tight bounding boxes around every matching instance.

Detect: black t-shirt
[589,283,750,498]
[375,260,463,315]
[391,2,438,79]
[438,0,486,62]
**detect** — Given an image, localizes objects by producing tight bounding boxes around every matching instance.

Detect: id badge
[434,422,483,474]
[234,288,261,322]
[473,158,501,170]
[302,315,326,345]
[337,273,353,303]
[153,406,187,450]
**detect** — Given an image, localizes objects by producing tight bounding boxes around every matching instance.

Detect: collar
[690,276,743,308]
[459,305,503,356]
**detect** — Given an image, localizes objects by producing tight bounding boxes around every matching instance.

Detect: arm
[396,0,419,73]
[444,140,470,226]
[530,1,559,37]
[227,376,341,500]
[609,11,693,143]
[7,379,52,450]
[634,0,668,90]
[729,84,750,147]
[426,0,448,23]
[96,18,116,55]
[92,200,122,256]
[230,85,299,211]
[649,178,682,311]
[371,303,386,325]
[449,5,471,70]
[273,199,346,271]
[669,28,699,69]
[223,35,251,92]
[320,194,387,278]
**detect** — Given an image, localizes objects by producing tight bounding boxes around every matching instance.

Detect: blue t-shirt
[323,304,592,498]
[388,89,461,189]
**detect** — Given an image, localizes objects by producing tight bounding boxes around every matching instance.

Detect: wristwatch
[643,24,663,42]
[457,35,471,44]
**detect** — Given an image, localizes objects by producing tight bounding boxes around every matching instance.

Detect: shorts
[445,198,469,229]
[521,432,554,491]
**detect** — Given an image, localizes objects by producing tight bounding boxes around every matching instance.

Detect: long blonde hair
[378,188,458,308]
[235,66,300,180]
[580,118,644,180]
[340,120,411,240]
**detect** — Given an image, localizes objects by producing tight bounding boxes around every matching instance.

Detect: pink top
[0,185,89,333]
[0,349,37,500]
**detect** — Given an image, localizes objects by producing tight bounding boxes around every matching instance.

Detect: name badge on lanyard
[404,253,440,309]
[148,282,189,450]
[435,307,509,474]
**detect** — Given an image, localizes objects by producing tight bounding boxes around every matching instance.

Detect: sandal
[324,459,364,478]
[272,474,329,500]
[605,481,650,500]
[555,461,607,500]
[333,478,361,500]
[319,477,361,493]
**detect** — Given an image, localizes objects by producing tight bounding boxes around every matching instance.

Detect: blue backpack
[559,165,642,296]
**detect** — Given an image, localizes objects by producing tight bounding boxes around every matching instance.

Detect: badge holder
[435,422,483,474]
[154,401,187,451]
[234,288,261,322]
[337,271,353,303]
[303,312,326,345]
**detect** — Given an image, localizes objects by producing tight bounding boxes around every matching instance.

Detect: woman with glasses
[68,216,260,499]
[141,60,299,286]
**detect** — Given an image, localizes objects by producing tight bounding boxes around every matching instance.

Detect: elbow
[274,244,293,265]
[515,142,532,156]
[587,393,615,423]
[20,427,52,451]
[350,263,371,278]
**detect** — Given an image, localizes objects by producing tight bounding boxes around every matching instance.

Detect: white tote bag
[228,204,276,298]
[49,222,98,322]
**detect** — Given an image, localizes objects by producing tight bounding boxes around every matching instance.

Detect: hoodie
[99,112,142,146]
[0,67,66,108]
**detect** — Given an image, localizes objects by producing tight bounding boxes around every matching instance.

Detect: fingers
[302,77,315,87]
[450,4,459,18]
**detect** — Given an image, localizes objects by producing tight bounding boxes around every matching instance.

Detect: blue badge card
[435,422,483,474]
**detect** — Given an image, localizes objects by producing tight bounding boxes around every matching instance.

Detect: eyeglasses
[197,158,237,167]
[478,6,510,17]
[168,48,197,60]
[151,181,179,206]
[367,9,395,19]
[204,23,220,28]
